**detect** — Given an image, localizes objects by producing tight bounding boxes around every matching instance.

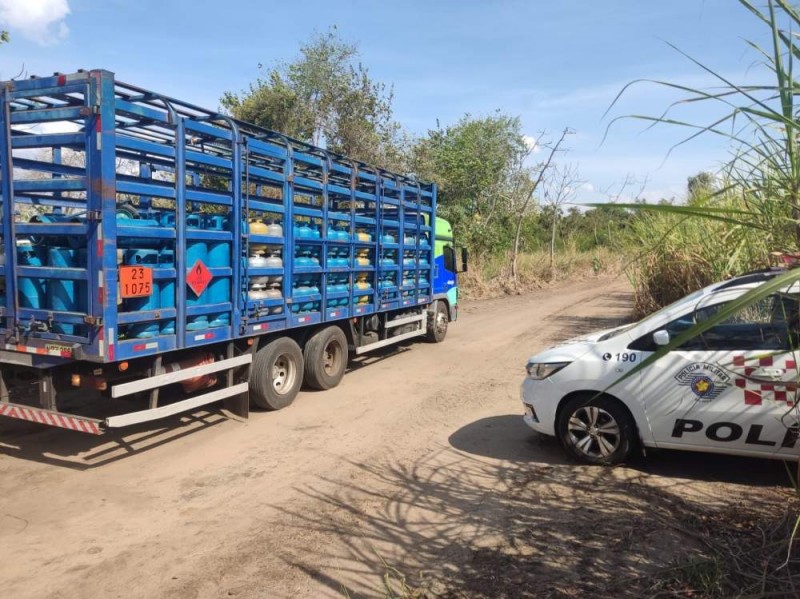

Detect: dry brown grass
[460,247,625,299]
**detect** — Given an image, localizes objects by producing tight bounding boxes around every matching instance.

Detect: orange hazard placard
[186,259,213,297]
[119,266,153,298]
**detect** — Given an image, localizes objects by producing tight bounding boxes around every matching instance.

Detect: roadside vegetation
[221,28,635,297]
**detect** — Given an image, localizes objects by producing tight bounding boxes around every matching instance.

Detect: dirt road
[0,277,791,598]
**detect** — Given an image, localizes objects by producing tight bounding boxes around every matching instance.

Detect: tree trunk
[511,216,524,283]
[549,210,558,271]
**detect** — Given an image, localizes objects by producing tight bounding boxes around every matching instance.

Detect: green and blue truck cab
[431,216,460,322]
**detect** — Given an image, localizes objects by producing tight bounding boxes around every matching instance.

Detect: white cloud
[522,134,540,153]
[0,0,70,45]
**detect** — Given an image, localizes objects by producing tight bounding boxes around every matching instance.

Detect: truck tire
[303,326,348,390]
[426,300,448,343]
[250,337,304,410]
[556,394,637,465]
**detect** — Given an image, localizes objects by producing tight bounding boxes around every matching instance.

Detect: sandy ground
[0,276,793,598]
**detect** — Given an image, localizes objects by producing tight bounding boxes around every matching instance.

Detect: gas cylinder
[355,274,371,291]
[207,238,231,328]
[248,282,269,301]
[294,246,313,267]
[264,250,283,268]
[48,247,88,335]
[159,249,176,335]
[164,352,217,393]
[249,219,268,235]
[17,241,45,310]
[355,249,371,266]
[186,229,209,331]
[123,248,159,338]
[248,255,268,268]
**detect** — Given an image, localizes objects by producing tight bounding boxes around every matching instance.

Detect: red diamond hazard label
[186,259,213,297]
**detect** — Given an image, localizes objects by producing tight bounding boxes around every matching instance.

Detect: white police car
[521,269,800,464]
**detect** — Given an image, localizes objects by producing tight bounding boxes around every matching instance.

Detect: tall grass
[625,193,775,318]
[460,246,623,298]
[607,0,800,315]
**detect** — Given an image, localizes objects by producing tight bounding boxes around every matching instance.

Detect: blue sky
[0,0,773,203]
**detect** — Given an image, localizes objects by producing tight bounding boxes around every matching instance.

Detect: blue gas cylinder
[207,240,231,328]
[123,249,160,338]
[203,214,228,231]
[48,247,87,335]
[186,232,209,331]
[204,215,231,327]
[17,243,45,310]
[159,249,176,335]
[160,212,176,228]
[186,214,202,229]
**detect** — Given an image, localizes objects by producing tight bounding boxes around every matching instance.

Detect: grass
[460,246,624,299]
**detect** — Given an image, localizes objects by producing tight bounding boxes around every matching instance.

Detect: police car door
[632,289,799,458]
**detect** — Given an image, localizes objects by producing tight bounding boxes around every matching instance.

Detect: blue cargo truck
[0,69,466,434]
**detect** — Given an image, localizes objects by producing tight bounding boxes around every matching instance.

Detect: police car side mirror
[653,330,670,346]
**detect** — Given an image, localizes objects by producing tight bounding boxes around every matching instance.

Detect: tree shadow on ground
[255,421,794,598]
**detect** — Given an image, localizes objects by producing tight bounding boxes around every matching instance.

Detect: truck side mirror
[458,247,468,273]
[653,330,670,346]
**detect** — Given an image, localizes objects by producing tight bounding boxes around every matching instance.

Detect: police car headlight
[526,362,570,380]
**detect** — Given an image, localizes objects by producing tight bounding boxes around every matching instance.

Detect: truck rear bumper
[0,402,103,434]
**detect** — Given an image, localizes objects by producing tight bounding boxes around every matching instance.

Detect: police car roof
[713,268,788,291]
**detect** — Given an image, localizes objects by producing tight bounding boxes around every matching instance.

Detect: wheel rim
[272,354,297,395]
[322,339,342,376]
[435,311,447,335]
[567,406,621,459]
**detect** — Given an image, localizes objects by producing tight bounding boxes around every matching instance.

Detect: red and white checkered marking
[732,355,798,407]
[0,403,102,434]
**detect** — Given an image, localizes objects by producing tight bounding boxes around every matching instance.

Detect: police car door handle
[751,367,784,380]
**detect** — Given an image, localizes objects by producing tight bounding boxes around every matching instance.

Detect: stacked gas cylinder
[116,210,232,339]
[13,214,88,336]
[247,218,284,314]
[292,219,322,313]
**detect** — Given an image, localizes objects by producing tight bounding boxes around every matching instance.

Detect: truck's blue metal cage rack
[0,69,435,365]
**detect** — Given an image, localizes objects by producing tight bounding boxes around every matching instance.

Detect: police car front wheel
[556,395,636,464]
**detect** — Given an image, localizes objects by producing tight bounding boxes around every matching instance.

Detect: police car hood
[528,325,624,363]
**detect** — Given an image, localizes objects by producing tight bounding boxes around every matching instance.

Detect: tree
[412,113,527,258]
[687,171,716,202]
[221,28,405,170]
[507,128,574,280]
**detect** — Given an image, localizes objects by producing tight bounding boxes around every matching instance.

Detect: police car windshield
[597,290,708,341]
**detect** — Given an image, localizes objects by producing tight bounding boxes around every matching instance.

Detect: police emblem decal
[675,362,731,401]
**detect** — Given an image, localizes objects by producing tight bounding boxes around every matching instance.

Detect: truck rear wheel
[426,300,448,343]
[303,326,348,390]
[250,337,304,410]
